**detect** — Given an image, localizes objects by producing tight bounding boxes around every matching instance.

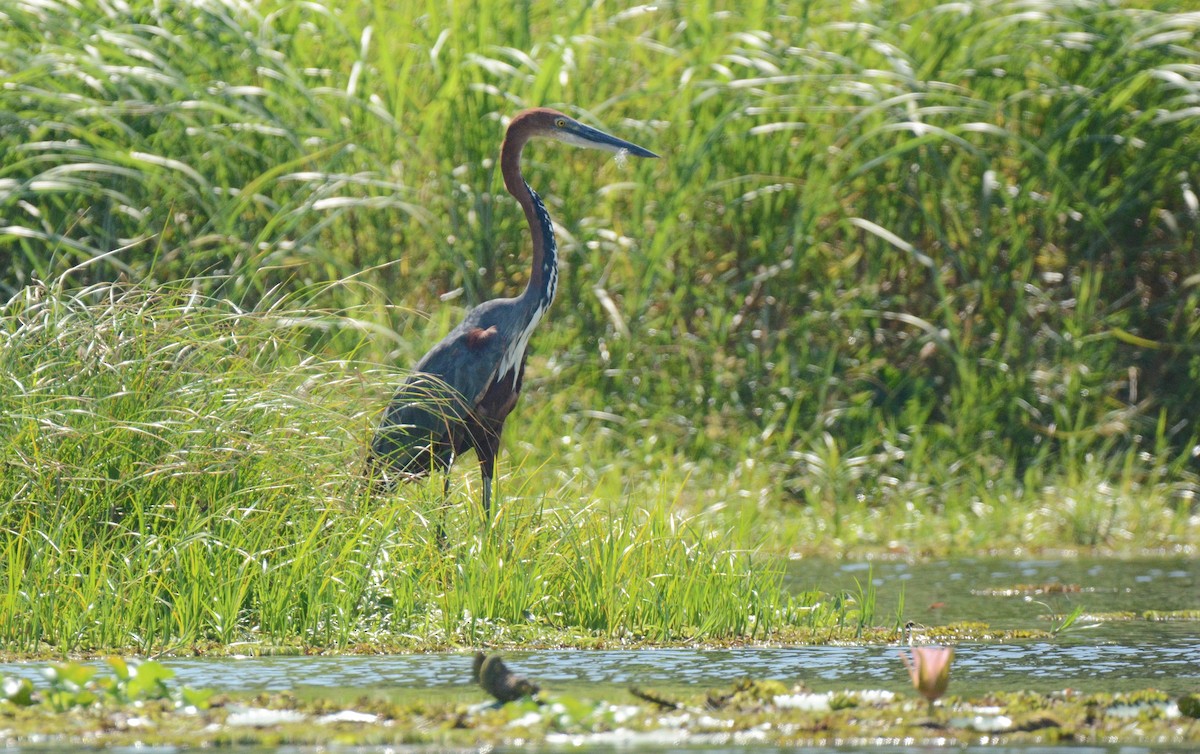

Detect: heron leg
[479,457,495,519]
[476,428,502,519]
[480,470,494,518]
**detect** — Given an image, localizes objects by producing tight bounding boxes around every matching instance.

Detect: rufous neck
[499,129,558,310]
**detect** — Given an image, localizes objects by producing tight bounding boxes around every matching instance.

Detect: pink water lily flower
[900,646,954,706]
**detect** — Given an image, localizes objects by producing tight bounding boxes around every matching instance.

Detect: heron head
[516,108,658,159]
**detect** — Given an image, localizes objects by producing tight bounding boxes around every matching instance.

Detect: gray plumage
[368,298,530,512]
[368,108,658,515]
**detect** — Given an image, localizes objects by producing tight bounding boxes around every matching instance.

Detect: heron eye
[555,118,566,128]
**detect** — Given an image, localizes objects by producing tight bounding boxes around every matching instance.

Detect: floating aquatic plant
[2,659,212,712]
[0,663,1196,747]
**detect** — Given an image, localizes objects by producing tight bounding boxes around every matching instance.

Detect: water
[0,556,1196,751]
[4,641,1193,698]
[787,556,1199,635]
[2,557,1195,697]
[4,638,1195,698]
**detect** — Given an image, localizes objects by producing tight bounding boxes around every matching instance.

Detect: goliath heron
[368,108,657,515]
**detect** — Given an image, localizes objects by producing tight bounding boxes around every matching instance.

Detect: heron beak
[562,122,659,159]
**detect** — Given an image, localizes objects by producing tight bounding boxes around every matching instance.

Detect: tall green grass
[1,0,1197,569]
[0,282,817,653]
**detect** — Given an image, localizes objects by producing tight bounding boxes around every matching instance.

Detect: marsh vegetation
[1,0,1197,657]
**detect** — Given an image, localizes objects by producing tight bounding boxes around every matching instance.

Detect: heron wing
[415,324,506,406]
[370,325,508,476]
